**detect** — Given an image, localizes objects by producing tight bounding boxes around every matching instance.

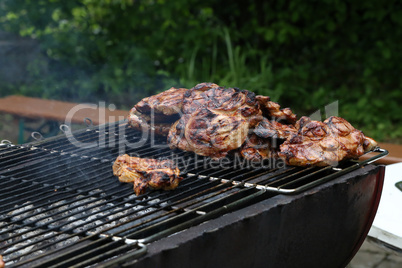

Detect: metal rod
[263,148,389,194]
[138,188,266,244]
[96,243,148,268]
[1,119,389,267]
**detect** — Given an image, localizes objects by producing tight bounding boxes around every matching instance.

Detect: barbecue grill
[0,120,388,268]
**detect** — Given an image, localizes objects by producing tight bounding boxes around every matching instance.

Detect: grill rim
[122,164,385,268]
[0,121,388,267]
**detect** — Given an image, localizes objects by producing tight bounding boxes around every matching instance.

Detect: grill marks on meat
[279,116,378,166]
[168,83,263,159]
[254,118,297,140]
[239,134,278,162]
[126,82,378,168]
[256,95,297,124]
[245,99,297,162]
[113,154,182,195]
[184,108,249,159]
[136,87,188,115]
[128,107,175,136]
[128,87,187,136]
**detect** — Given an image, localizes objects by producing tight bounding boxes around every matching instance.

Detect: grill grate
[0,121,388,267]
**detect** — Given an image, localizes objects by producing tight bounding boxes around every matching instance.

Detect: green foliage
[0,0,401,141]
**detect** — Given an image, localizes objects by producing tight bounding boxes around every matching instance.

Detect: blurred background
[1,1,402,266]
[0,0,401,143]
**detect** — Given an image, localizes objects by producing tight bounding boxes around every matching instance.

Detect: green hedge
[0,0,401,141]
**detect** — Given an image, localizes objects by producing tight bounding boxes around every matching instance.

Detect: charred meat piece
[113,154,182,195]
[254,117,297,140]
[168,83,263,159]
[256,95,297,124]
[191,82,220,92]
[239,134,278,162]
[128,107,176,136]
[181,82,222,114]
[127,82,377,167]
[167,116,192,152]
[128,87,187,136]
[135,87,188,115]
[129,107,179,123]
[279,116,378,166]
[183,107,250,159]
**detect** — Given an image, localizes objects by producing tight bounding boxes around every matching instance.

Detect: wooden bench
[0,95,129,144]
[362,143,402,165]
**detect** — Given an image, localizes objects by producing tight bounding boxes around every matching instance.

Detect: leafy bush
[0,0,401,141]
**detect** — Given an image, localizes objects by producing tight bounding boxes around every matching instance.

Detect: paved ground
[348,238,402,268]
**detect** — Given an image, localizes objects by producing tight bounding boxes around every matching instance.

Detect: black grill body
[132,165,384,268]
[0,121,386,267]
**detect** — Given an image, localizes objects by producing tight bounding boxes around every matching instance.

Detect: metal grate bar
[0,153,251,266]
[84,167,251,238]
[3,159,266,264]
[96,165,274,241]
[276,166,333,189]
[262,148,389,194]
[0,120,389,267]
[0,161,115,212]
[30,122,139,154]
[0,147,50,172]
[14,234,142,268]
[0,180,127,235]
[40,238,135,268]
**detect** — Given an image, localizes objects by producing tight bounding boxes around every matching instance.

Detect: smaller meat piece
[279,116,378,166]
[113,154,182,195]
[256,95,297,124]
[254,117,297,140]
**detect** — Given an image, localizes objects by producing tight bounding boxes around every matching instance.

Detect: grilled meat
[128,107,176,136]
[167,117,192,151]
[168,83,263,159]
[127,82,378,168]
[183,107,250,159]
[239,134,278,162]
[128,87,187,136]
[113,154,182,195]
[254,117,297,140]
[135,87,188,115]
[279,116,378,166]
[256,95,297,124]
[181,82,221,114]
